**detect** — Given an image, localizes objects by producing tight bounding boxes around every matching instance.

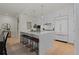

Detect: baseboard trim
[55,39,74,45]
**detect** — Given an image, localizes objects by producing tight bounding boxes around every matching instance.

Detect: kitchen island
[20,31,55,55]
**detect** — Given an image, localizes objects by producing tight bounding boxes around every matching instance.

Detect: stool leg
[30,40,34,52]
[26,39,28,44]
[36,42,39,55]
[25,38,29,47]
[28,39,32,48]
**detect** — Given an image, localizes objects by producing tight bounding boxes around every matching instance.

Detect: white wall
[19,14,27,32]
[0,15,17,37]
[75,4,79,54]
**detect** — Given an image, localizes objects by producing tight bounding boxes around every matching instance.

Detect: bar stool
[21,35,28,46]
[25,35,32,48]
[23,35,33,49]
[20,34,33,49]
[31,37,39,55]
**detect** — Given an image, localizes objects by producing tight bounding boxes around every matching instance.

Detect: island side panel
[39,32,55,55]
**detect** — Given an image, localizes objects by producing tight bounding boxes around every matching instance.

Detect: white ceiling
[0,3,74,17]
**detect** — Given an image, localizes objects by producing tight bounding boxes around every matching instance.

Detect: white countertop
[21,30,67,39]
[21,31,54,38]
[26,31,54,35]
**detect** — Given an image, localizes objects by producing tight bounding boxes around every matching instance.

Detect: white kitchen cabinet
[54,16,68,34]
[55,20,61,33]
[61,19,68,33]
[54,16,68,41]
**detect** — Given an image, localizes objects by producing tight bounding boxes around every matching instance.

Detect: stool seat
[31,37,39,42]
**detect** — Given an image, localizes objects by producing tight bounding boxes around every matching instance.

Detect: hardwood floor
[47,40,75,55]
[7,37,36,55]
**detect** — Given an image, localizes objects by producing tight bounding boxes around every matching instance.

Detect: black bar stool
[31,37,39,55]
[21,35,33,49]
[25,35,32,48]
[21,35,29,46]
